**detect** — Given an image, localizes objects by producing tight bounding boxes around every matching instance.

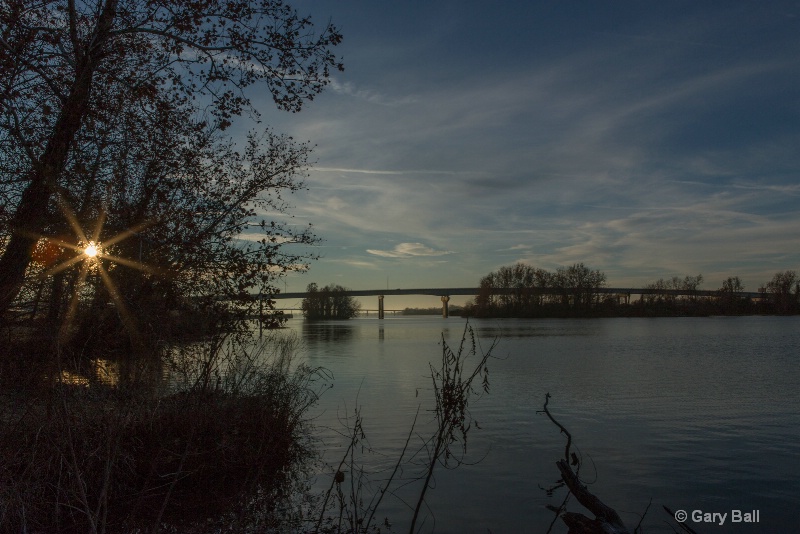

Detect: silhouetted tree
[554,263,607,311]
[474,263,552,316]
[301,283,360,320]
[642,278,670,307]
[721,276,744,293]
[3,78,321,352]
[640,273,705,314]
[0,0,343,316]
[717,276,748,314]
[681,274,704,301]
[766,270,799,314]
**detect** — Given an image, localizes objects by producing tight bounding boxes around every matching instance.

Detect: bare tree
[766,270,799,314]
[554,263,607,310]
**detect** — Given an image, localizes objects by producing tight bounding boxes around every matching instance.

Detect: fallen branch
[556,459,630,534]
[542,392,574,466]
[543,393,631,534]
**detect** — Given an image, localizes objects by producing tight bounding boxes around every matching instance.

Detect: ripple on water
[284,316,800,533]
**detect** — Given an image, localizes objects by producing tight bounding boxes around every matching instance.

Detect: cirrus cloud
[367,242,453,258]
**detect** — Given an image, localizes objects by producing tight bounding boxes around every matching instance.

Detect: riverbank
[0,334,321,533]
[459,297,796,318]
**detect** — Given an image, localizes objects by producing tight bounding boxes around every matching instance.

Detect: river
[282,315,800,533]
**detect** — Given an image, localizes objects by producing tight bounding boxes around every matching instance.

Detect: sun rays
[31,193,161,346]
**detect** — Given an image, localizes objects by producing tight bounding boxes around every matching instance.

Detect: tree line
[466,263,607,317]
[464,263,800,318]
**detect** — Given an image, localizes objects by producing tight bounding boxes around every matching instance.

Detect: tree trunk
[46,270,66,326]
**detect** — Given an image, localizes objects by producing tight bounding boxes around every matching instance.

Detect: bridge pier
[378,295,384,319]
[441,295,450,318]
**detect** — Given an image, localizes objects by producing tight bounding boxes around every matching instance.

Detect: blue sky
[246,1,800,309]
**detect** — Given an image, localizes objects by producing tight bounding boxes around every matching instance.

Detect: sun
[29,194,159,346]
[84,242,100,258]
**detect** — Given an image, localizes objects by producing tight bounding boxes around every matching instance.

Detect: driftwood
[542,393,632,534]
[557,459,631,534]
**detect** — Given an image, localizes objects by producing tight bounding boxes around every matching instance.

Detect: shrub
[0,332,325,533]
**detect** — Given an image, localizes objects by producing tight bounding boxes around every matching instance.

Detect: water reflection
[302,321,355,343]
[473,318,603,338]
[56,354,164,390]
[284,315,800,533]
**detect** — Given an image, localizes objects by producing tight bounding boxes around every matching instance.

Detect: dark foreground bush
[0,334,324,533]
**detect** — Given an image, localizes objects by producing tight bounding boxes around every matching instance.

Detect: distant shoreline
[388,302,800,319]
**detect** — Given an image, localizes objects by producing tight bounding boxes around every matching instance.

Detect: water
[286,316,800,533]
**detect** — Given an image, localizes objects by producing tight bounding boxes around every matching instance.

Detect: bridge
[263,287,766,319]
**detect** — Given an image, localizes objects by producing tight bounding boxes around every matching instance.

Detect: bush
[0,333,325,533]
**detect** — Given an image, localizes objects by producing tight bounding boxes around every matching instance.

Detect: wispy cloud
[314,167,459,176]
[328,258,380,269]
[367,242,453,258]
[732,182,800,195]
[250,2,800,294]
[328,77,417,106]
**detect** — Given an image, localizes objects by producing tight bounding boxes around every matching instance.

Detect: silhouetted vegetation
[0,1,346,531]
[766,270,800,314]
[301,283,361,320]
[311,323,496,533]
[632,270,798,316]
[1,0,344,360]
[463,263,800,318]
[466,262,608,318]
[0,333,327,533]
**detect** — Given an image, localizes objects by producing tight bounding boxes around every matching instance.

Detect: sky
[244,1,800,310]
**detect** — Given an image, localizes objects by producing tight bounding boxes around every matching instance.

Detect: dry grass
[0,332,324,533]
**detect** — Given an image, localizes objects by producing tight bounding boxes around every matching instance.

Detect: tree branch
[543,394,631,534]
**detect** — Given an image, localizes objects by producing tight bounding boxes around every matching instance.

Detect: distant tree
[642,273,703,307]
[474,262,552,316]
[301,283,360,320]
[472,262,605,317]
[720,276,744,294]
[553,263,606,310]
[642,278,670,306]
[766,270,799,314]
[681,274,704,301]
[716,275,752,315]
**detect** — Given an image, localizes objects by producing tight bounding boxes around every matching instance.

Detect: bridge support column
[441,295,450,318]
[378,295,384,319]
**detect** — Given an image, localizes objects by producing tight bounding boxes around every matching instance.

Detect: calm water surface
[285,316,800,533]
